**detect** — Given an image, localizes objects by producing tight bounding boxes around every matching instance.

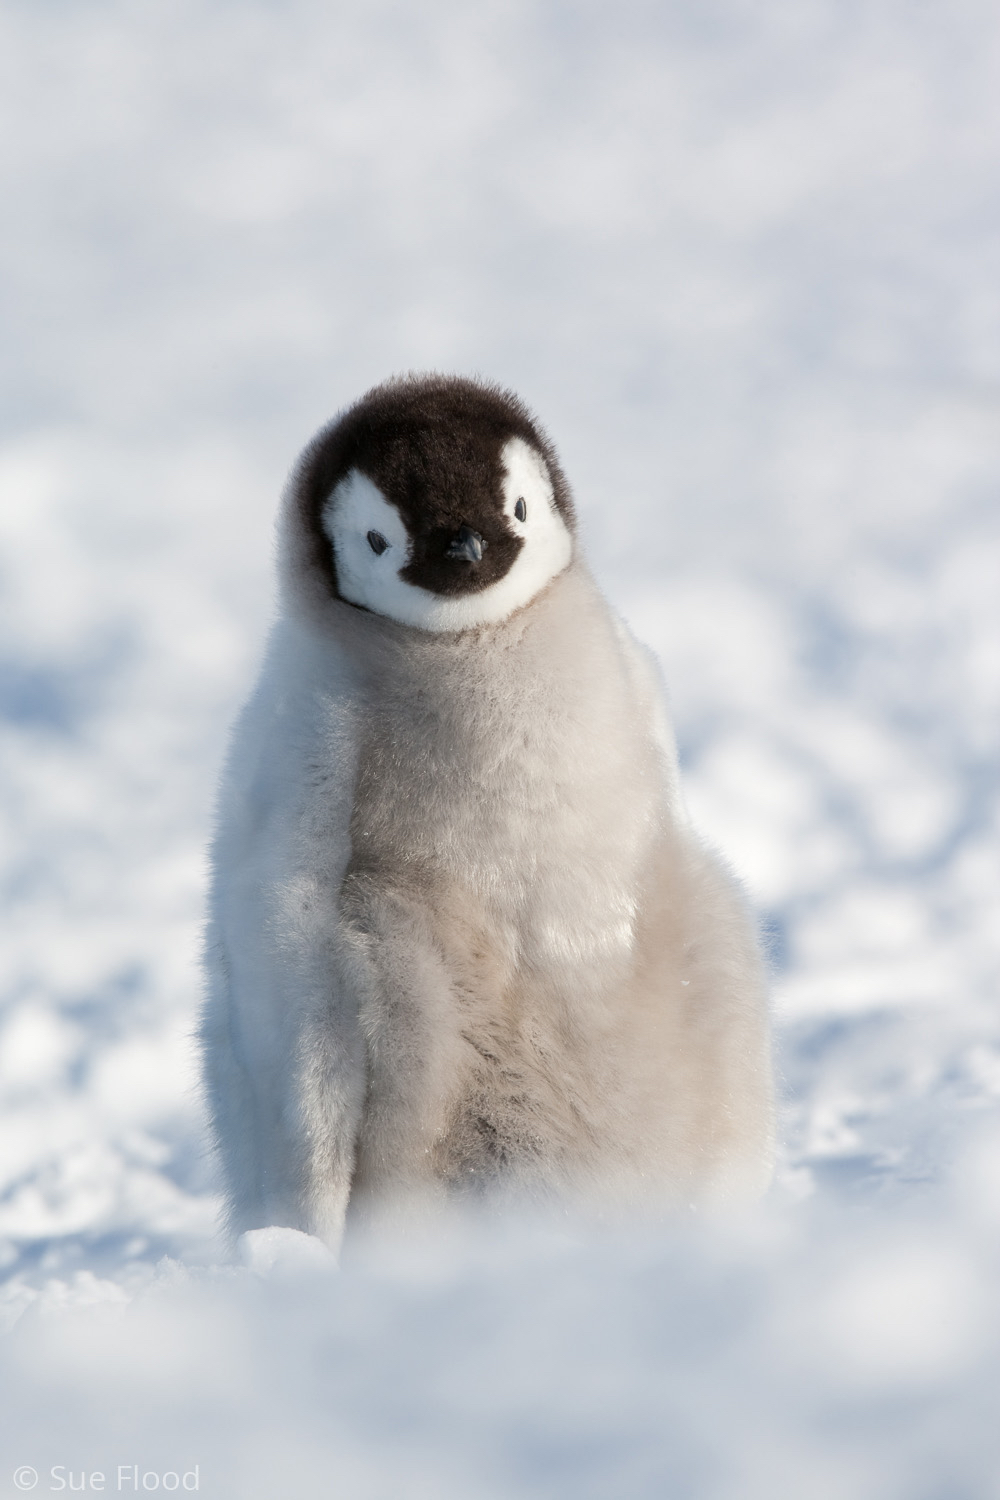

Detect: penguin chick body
[201,375,774,1248]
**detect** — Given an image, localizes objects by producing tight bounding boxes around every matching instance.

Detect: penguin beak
[444,525,488,563]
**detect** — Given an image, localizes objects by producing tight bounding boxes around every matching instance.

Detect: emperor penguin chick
[202,374,774,1248]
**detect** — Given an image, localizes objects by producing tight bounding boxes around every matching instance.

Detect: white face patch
[322,470,413,613]
[321,438,573,632]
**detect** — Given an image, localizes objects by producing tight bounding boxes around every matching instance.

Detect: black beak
[444,525,488,563]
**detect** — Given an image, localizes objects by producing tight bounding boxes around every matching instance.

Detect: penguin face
[294,377,576,633]
[322,436,572,632]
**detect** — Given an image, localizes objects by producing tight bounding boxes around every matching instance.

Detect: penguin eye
[514,498,527,522]
[367,530,389,555]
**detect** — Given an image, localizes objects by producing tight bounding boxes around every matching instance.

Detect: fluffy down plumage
[201,374,774,1249]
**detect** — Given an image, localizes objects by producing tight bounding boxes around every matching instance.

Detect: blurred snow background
[1,0,998,1494]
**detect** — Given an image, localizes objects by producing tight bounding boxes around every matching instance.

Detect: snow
[1,0,998,1494]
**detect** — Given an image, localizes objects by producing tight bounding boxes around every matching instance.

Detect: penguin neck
[339,559,598,698]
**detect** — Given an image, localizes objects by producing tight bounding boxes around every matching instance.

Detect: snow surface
[1,0,998,1494]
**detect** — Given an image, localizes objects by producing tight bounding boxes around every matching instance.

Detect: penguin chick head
[290,374,576,632]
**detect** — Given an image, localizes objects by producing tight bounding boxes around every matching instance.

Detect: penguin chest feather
[341,571,664,1199]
